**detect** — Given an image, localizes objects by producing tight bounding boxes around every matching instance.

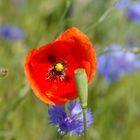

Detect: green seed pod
[74,69,88,108]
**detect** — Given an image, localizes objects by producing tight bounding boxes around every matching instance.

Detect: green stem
[82,107,87,140]
[85,7,114,33]
[84,0,119,33]
[0,80,29,123]
[54,0,73,38]
[74,69,88,140]
[57,132,63,140]
[64,103,67,113]
[97,47,140,56]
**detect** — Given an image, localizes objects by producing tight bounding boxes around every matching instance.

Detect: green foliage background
[0,0,140,140]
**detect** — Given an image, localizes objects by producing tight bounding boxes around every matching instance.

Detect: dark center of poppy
[46,54,71,82]
[46,58,66,82]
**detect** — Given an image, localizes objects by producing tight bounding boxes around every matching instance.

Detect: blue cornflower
[115,0,131,9]
[97,44,140,82]
[125,2,140,23]
[0,24,25,42]
[48,101,93,136]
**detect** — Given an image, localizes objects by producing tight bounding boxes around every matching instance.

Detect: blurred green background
[0,0,140,140]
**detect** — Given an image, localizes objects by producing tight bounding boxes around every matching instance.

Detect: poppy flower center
[46,59,67,82]
[55,63,64,72]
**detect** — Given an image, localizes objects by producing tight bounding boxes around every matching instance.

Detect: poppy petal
[56,27,97,80]
[24,27,97,105]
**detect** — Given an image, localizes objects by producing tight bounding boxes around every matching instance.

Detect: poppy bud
[74,69,88,108]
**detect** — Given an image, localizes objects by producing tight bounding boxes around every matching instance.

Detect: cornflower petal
[125,2,140,23]
[115,0,131,9]
[97,44,140,82]
[0,24,25,42]
[48,101,93,136]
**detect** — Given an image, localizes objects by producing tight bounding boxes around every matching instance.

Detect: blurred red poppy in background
[24,27,96,105]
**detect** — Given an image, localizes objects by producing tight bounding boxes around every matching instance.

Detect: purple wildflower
[125,2,140,23]
[115,0,131,9]
[97,44,140,82]
[48,101,93,136]
[0,24,25,42]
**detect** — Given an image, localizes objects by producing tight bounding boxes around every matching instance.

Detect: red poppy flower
[24,27,96,105]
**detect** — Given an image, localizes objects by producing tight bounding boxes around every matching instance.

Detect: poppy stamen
[46,62,66,82]
[55,63,64,72]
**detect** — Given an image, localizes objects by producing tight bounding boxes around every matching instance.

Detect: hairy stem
[74,69,88,140]
[57,132,63,140]
[82,107,87,140]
